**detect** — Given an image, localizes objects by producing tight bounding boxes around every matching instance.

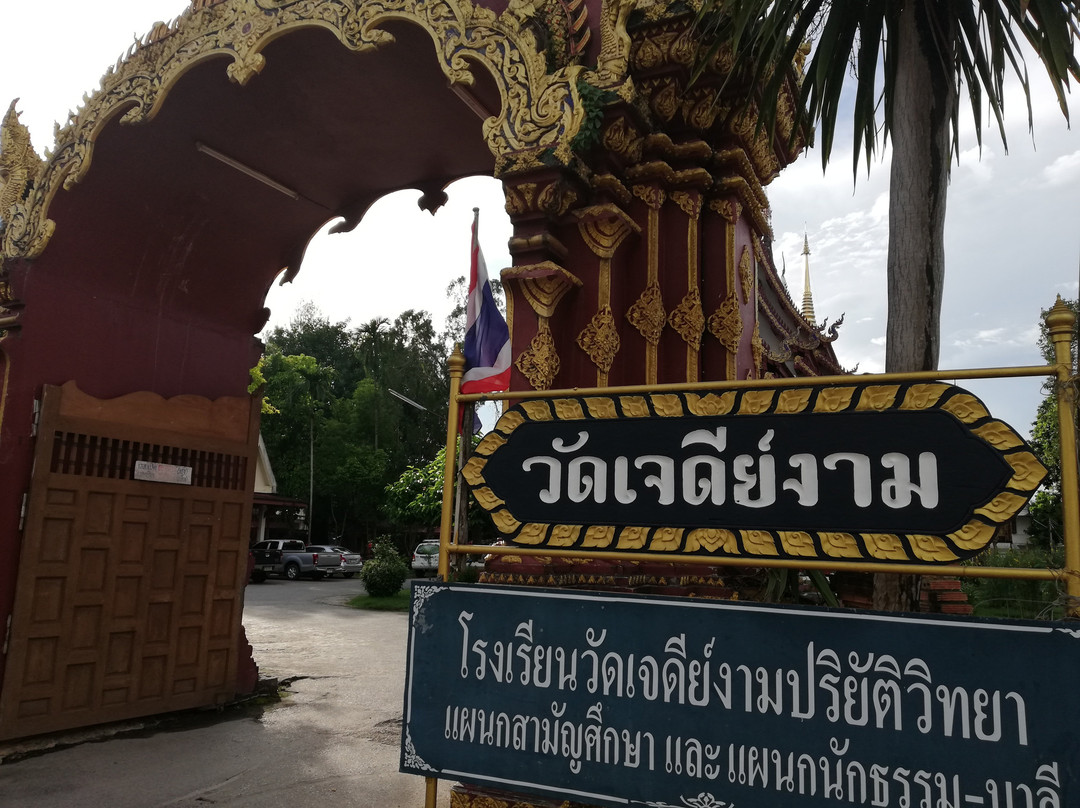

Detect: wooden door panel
[0,383,258,740]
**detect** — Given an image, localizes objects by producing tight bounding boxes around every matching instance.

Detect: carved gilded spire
[800,231,816,323]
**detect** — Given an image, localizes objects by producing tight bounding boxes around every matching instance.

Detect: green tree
[264,302,363,396]
[695,1,1079,610]
[259,305,450,544]
[258,350,336,502]
[383,437,499,543]
[1027,298,1079,548]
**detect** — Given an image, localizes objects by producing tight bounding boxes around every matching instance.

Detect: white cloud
[1042,150,1080,186]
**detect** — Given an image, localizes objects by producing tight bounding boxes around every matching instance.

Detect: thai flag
[461,209,511,395]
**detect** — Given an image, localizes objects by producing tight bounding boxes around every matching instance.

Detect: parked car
[251,539,323,581]
[306,545,363,578]
[411,540,440,577]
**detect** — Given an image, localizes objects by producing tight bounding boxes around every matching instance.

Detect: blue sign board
[402,582,1077,808]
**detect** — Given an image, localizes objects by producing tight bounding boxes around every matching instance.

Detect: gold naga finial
[0,99,45,232]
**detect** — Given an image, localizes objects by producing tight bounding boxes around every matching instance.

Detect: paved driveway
[0,577,449,808]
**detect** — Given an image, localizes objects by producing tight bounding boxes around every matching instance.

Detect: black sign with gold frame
[461,382,1045,564]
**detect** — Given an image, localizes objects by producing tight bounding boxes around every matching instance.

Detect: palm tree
[695,1,1079,609]
[697,1,1078,372]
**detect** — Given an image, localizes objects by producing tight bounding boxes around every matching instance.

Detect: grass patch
[347,589,411,612]
[963,545,1066,621]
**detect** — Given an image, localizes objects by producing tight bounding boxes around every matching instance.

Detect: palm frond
[691,0,1080,176]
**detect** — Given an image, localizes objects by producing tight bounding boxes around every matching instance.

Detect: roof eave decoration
[0,0,595,264]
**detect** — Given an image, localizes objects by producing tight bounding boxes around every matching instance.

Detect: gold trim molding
[501,261,581,318]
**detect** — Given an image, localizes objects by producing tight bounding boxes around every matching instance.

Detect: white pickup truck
[250,539,339,581]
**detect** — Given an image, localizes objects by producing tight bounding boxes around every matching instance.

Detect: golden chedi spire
[801,231,816,323]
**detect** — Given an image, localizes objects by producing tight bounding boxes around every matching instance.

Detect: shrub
[360,537,409,598]
[963,545,1066,620]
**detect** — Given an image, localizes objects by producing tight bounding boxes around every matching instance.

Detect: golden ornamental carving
[537,181,579,217]
[626,282,666,345]
[602,116,644,163]
[616,526,648,550]
[1005,451,1045,491]
[707,293,742,353]
[574,204,640,258]
[652,394,683,416]
[941,394,991,424]
[618,396,650,417]
[584,396,618,419]
[3,0,589,260]
[669,190,701,219]
[731,103,782,183]
[685,528,737,553]
[668,288,705,348]
[649,527,684,551]
[778,531,816,557]
[630,23,695,70]
[594,0,637,85]
[504,182,538,216]
[909,535,960,563]
[738,245,754,302]
[949,520,996,551]
[514,319,561,390]
[750,320,764,372]
[576,305,620,374]
[642,78,680,122]
[855,385,901,412]
[632,184,665,211]
[501,262,582,318]
[775,389,812,414]
[553,398,585,419]
[685,392,735,416]
[591,173,633,207]
[682,87,722,130]
[0,101,43,229]
[900,383,950,411]
[0,101,52,259]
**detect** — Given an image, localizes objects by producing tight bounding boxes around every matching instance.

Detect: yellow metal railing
[436,300,1079,609]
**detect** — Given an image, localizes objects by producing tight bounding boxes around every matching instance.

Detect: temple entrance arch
[0,0,827,742]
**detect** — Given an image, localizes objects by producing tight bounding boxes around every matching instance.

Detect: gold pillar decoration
[626,184,665,383]
[738,245,754,303]
[669,190,704,381]
[502,262,582,391]
[575,204,640,385]
[514,320,561,390]
[708,293,742,353]
[707,198,741,381]
[751,320,764,377]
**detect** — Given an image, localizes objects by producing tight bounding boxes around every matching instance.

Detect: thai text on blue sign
[402,583,1077,808]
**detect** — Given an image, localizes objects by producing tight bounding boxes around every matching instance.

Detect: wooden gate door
[0,382,259,740]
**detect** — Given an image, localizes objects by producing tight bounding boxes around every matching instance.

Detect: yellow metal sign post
[1045,297,1079,616]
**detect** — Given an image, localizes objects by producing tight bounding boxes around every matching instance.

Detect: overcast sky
[2,1,1077,435]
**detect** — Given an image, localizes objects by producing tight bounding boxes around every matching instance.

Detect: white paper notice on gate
[134,461,193,485]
